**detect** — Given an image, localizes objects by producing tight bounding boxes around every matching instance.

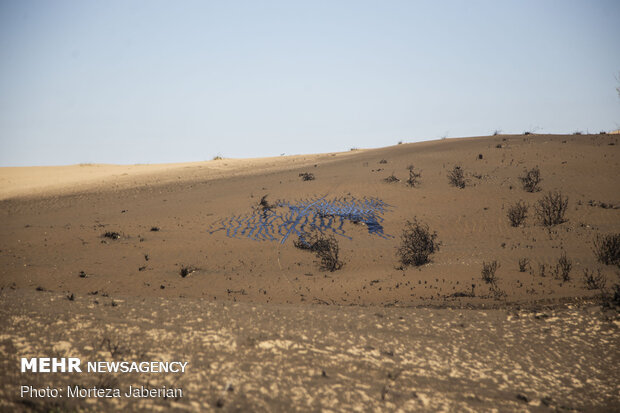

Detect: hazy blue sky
[1,0,619,166]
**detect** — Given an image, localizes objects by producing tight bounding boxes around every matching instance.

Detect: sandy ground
[0,134,619,411]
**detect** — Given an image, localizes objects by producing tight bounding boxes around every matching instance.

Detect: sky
[1,0,619,166]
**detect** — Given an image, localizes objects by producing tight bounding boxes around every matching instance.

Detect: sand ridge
[0,150,364,201]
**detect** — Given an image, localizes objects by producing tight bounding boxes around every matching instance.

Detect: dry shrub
[535,191,568,227]
[518,258,529,272]
[553,252,572,281]
[583,269,606,290]
[406,165,421,187]
[507,201,528,227]
[481,261,499,285]
[384,173,400,183]
[397,218,439,267]
[447,166,466,188]
[295,231,343,272]
[592,233,620,267]
[519,167,542,192]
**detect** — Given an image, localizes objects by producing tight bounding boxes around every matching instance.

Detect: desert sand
[1,134,618,411]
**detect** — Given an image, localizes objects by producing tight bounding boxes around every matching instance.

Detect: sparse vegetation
[447,166,466,188]
[481,261,499,285]
[519,167,542,192]
[518,258,529,272]
[507,201,528,227]
[213,155,223,160]
[397,218,439,267]
[150,226,160,232]
[295,231,343,271]
[592,233,620,267]
[535,191,568,227]
[299,172,315,181]
[406,165,421,187]
[379,159,388,164]
[583,269,606,290]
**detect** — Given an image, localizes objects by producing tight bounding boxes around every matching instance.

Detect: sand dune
[1,133,618,306]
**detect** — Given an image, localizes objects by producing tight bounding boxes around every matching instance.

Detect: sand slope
[0,134,619,306]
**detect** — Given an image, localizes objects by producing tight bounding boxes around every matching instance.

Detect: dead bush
[535,191,568,227]
[507,201,528,227]
[518,258,529,272]
[447,166,466,188]
[592,233,620,267]
[397,218,439,267]
[299,172,315,181]
[519,167,542,192]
